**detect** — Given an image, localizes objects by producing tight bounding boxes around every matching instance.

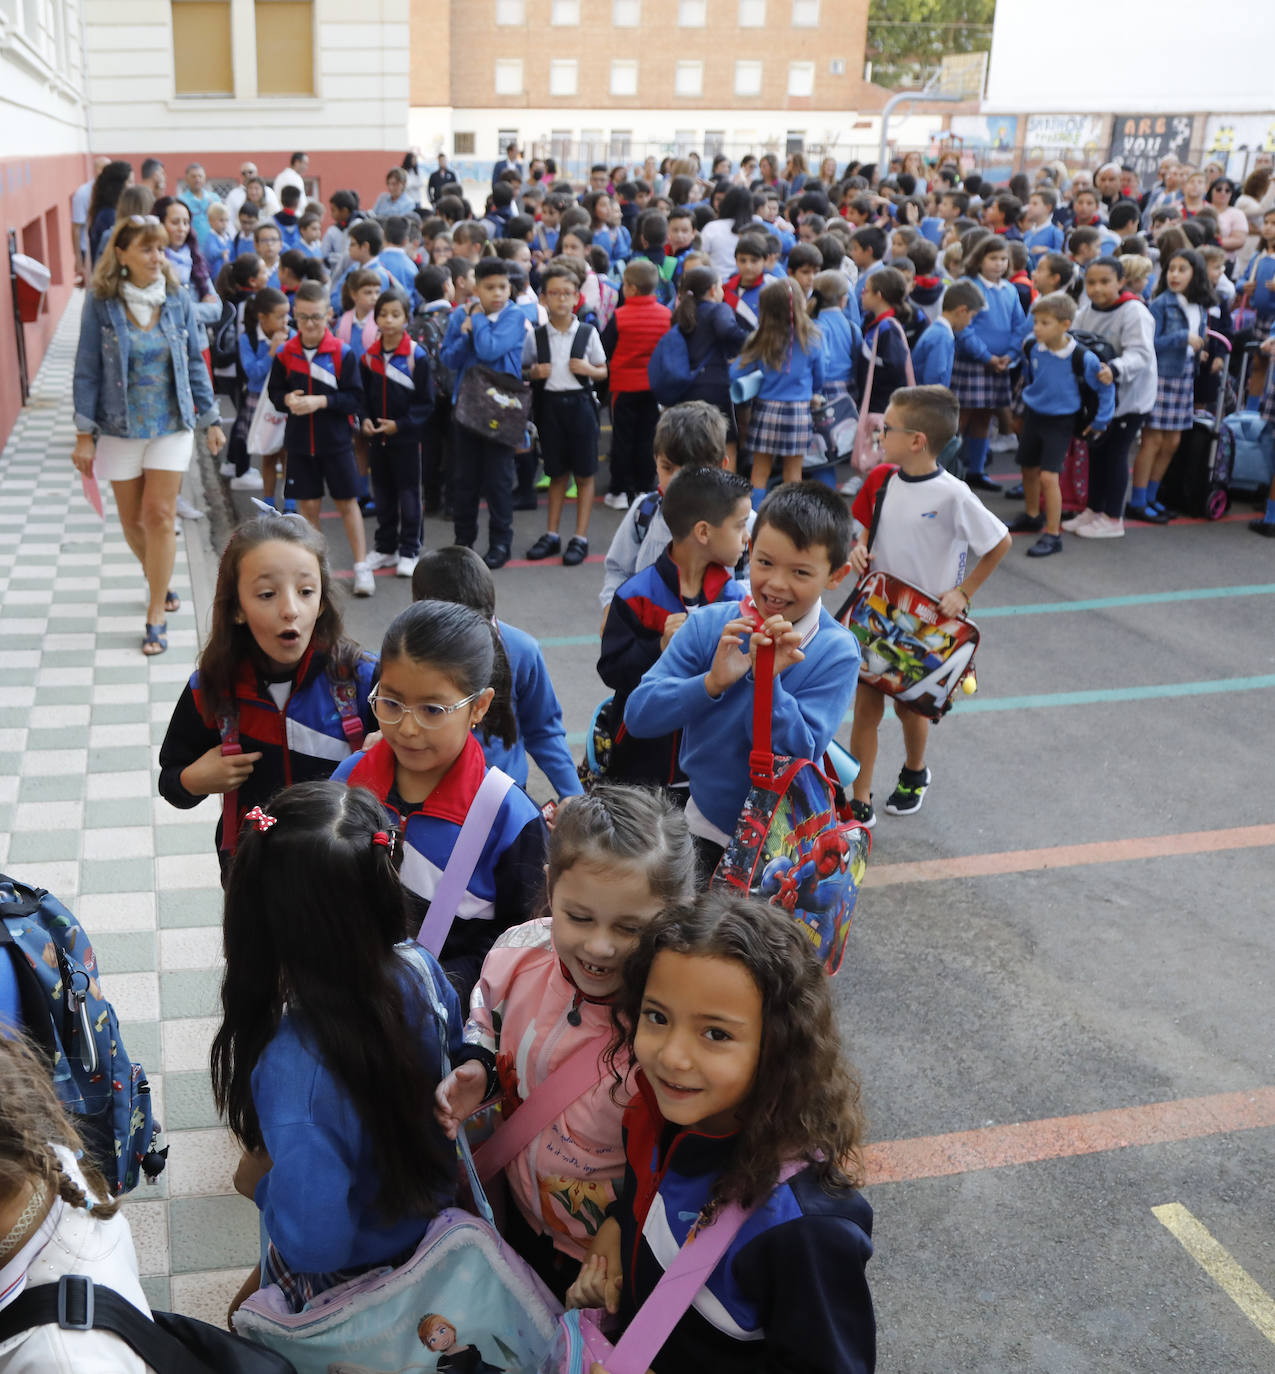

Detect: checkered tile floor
[1,298,257,1323]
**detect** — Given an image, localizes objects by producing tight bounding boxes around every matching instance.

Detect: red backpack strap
[331,677,365,751]
[750,641,776,782]
[218,715,242,856]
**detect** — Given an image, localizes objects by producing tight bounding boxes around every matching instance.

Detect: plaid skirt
[951,357,1013,410]
[746,398,814,456]
[1149,372,1195,431]
[824,378,853,403]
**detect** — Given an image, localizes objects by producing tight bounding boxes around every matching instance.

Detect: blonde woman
[72,215,226,656]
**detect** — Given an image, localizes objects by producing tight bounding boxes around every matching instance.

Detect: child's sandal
[142,622,168,657]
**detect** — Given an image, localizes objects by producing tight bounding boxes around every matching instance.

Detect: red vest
[608,295,672,393]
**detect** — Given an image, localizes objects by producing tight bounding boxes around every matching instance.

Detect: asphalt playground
[213,442,1275,1372]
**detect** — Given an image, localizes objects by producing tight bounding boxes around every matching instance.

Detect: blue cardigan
[913,317,957,387]
[954,277,1028,363]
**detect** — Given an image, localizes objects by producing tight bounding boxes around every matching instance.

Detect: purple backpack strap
[415,768,515,957]
[331,676,365,751]
[218,716,242,857]
[607,1160,806,1374]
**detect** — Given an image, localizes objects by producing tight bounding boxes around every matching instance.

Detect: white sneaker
[364,551,399,570]
[175,495,203,520]
[352,562,376,596]
[219,460,237,478]
[604,492,629,510]
[396,556,418,578]
[229,468,264,491]
[1074,513,1125,539]
[989,433,1019,453]
[1062,509,1097,533]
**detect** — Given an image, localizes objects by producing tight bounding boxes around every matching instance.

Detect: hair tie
[373,830,395,854]
[244,806,277,832]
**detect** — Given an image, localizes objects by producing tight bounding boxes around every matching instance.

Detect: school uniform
[854,258,886,309]
[909,273,945,324]
[601,295,672,500]
[1148,293,1203,430]
[730,340,826,458]
[913,315,958,387]
[1240,252,1275,329]
[952,276,1028,409]
[203,229,232,282]
[266,329,365,502]
[1019,336,1115,472]
[225,327,275,470]
[722,272,765,329]
[379,245,419,301]
[1023,221,1064,259]
[857,310,912,416]
[360,335,435,558]
[523,317,605,481]
[919,215,947,246]
[329,255,394,312]
[817,307,860,402]
[273,210,301,251]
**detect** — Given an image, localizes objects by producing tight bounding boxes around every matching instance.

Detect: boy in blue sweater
[439,258,530,569]
[625,481,860,879]
[411,547,582,801]
[913,280,982,387]
[1011,292,1114,556]
[1023,189,1065,261]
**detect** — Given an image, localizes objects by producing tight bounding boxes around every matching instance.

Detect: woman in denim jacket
[72,215,226,655]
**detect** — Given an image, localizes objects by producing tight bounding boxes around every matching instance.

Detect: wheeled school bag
[710,642,870,976]
[0,873,166,1195]
[1225,341,1275,496]
[1159,331,1241,520]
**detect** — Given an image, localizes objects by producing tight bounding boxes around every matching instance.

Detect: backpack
[0,874,166,1195]
[210,295,240,371]
[410,305,453,398]
[531,320,600,414]
[647,325,708,406]
[1025,331,1116,435]
[632,488,662,543]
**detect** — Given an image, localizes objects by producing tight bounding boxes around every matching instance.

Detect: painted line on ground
[862,1087,1275,1186]
[1153,1203,1275,1345]
[863,823,1275,889]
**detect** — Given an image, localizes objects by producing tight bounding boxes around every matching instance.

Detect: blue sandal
[164,588,181,613]
[142,622,168,656]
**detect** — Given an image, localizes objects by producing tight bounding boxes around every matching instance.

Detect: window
[786,130,806,157]
[675,60,703,97]
[581,128,605,164]
[497,128,520,155]
[494,58,524,94]
[674,129,697,157]
[734,59,763,96]
[791,0,818,22]
[788,60,814,96]
[255,0,314,97]
[454,132,476,155]
[739,0,765,23]
[549,59,578,96]
[678,0,706,24]
[495,0,524,22]
[610,59,637,96]
[551,0,579,21]
[705,129,726,155]
[551,128,572,165]
[612,0,639,24]
[171,1,233,96]
[610,130,633,162]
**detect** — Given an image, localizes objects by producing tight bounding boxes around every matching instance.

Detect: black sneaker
[1125,502,1169,525]
[885,767,931,816]
[562,536,589,566]
[849,798,876,830]
[1026,532,1063,558]
[1249,518,1275,538]
[483,546,511,570]
[1004,481,1025,499]
[966,473,1000,492]
[1008,512,1044,533]
[525,532,561,561]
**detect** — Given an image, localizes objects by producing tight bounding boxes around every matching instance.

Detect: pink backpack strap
[330,677,365,750]
[470,1033,608,1183]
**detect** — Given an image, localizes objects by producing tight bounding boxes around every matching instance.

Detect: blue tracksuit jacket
[439,302,529,405]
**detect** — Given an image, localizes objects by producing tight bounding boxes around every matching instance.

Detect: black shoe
[514,495,540,511]
[966,473,1000,492]
[849,797,876,830]
[483,546,511,570]
[1250,518,1275,537]
[885,768,931,816]
[1125,502,1169,525]
[525,532,561,561]
[358,496,376,517]
[1004,481,1025,499]
[562,536,589,567]
[1008,512,1044,533]
[1026,532,1063,557]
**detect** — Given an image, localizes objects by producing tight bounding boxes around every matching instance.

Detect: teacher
[72,215,226,656]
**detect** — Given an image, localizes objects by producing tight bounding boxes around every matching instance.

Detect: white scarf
[119,276,168,328]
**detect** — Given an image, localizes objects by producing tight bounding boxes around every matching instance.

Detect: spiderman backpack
[710,643,871,974]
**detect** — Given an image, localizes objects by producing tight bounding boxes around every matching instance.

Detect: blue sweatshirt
[1021,338,1115,428]
[817,308,860,386]
[624,601,860,836]
[955,277,1028,363]
[238,330,274,394]
[1024,221,1064,259]
[913,315,957,387]
[919,215,946,246]
[439,302,529,405]
[379,245,420,302]
[1241,251,1275,319]
[730,338,825,403]
[482,619,583,800]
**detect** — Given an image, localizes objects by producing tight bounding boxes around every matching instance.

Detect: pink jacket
[467,918,632,1260]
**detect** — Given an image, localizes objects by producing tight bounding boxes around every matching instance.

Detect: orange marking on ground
[864,1087,1275,1185]
[863,824,1275,889]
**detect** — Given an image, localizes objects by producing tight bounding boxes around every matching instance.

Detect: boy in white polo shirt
[847,385,1011,827]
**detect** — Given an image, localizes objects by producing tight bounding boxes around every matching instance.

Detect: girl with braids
[568,894,875,1374]
[0,1034,151,1369]
[213,781,483,1321]
[333,601,547,1000]
[434,786,695,1299]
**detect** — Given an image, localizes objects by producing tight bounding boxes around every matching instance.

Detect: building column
[231,0,257,99]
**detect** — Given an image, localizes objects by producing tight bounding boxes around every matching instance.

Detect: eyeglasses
[127,215,160,226]
[879,423,921,437]
[369,688,484,730]
[294,312,327,323]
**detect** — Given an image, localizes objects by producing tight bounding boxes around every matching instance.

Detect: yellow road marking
[1153,1203,1275,1345]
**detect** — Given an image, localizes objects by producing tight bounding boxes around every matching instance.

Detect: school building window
[610,130,633,161]
[494,58,523,94]
[550,0,579,21]
[791,0,818,23]
[678,0,706,24]
[735,59,762,96]
[549,59,578,96]
[255,0,314,98]
[739,0,765,24]
[787,60,814,96]
[495,0,524,23]
[454,131,476,155]
[612,0,639,25]
[171,0,233,97]
[675,60,703,97]
[610,59,637,96]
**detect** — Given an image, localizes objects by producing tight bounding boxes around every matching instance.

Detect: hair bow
[244,806,277,832]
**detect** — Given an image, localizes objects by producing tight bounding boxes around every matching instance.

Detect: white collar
[1041,336,1076,358]
[791,600,822,647]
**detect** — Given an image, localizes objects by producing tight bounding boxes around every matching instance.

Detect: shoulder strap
[750,640,776,769]
[471,1034,607,1183]
[1070,345,1087,381]
[606,1161,805,1374]
[414,768,516,957]
[330,674,365,750]
[887,315,916,386]
[535,324,551,367]
[865,467,895,554]
[569,321,595,359]
[218,714,243,858]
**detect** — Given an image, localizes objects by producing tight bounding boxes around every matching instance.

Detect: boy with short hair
[533,192,570,260]
[321,190,357,274]
[274,184,303,250]
[723,233,767,326]
[330,219,392,310]
[1067,227,1103,303]
[447,256,476,307]
[847,385,1011,826]
[1033,250,1073,298]
[267,280,375,595]
[523,261,609,566]
[253,223,283,287]
[849,225,888,307]
[921,189,969,246]
[907,238,944,322]
[625,481,862,875]
[1024,188,1064,261]
[379,216,419,300]
[786,241,822,296]
[599,466,752,794]
[913,280,983,387]
[231,203,259,261]
[1108,200,1143,245]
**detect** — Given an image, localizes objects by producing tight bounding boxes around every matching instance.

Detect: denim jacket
[73,290,219,438]
[1147,294,1200,380]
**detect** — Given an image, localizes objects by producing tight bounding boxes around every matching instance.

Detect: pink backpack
[851,315,916,473]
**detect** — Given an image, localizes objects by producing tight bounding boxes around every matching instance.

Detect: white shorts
[95,430,194,481]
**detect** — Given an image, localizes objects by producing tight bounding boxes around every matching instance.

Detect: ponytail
[675,266,717,334]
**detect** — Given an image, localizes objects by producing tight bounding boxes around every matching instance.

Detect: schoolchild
[785,242,822,298]
[847,386,1010,827]
[297,210,324,259]
[730,278,826,503]
[913,280,982,388]
[410,263,456,517]
[673,266,751,468]
[809,269,861,403]
[410,546,581,800]
[848,225,888,308]
[888,225,919,265]
[157,514,377,870]
[320,189,357,275]
[448,256,476,308]
[214,781,479,1319]
[558,227,620,332]
[1128,248,1212,522]
[360,289,434,578]
[226,286,289,494]
[434,788,695,1298]
[983,193,1024,241]
[336,268,382,361]
[906,237,945,323]
[1066,227,1104,306]
[380,215,421,300]
[1108,200,1143,250]
[439,257,530,568]
[329,219,393,312]
[599,467,751,792]
[1007,240,1038,316]
[893,260,927,352]
[1023,188,1064,261]
[857,268,913,416]
[1011,292,1115,556]
[921,188,968,246]
[211,254,267,405]
[666,206,700,283]
[253,222,283,289]
[951,234,1028,490]
[231,203,259,262]
[1071,188,1119,254]
[565,895,875,1373]
[532,192,568,261]
[1032,250,1073,299]
[520,261,607,564]
[625,482,859,879]
[1238,208,1275,334]
[630,211,678,306]
[273,183,303,251]
[203,201,232,282]
[332,601,547,998]
[722,232,768,327]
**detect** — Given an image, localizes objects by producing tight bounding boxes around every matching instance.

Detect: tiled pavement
[1,298,258,1325]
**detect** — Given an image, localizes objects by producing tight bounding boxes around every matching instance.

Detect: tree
[865,0,996,90]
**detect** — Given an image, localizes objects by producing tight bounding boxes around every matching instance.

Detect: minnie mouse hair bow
[244,806,277,832]
[373,830,396,854]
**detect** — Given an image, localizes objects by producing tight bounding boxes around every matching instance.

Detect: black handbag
[0,1275,297,1373]
[453,363,531,447]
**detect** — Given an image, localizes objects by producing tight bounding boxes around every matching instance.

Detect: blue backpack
[647,324,707,406]
[0,873,166,1195]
